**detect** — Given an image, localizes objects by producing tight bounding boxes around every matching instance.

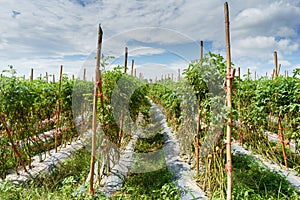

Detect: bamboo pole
[247,68,250,79]
[278,64,281,76]
[274,51,278,77]
[134,69,137,77]
[224,2,233,199]
[30,68,33,81]
[53,74,55,83]
[200,40,203,60]
[254,71,256,81]
[46,72,48,83]
[178,68,180,81]
[83,68,86,81]
[118,47,128,146]
[124,47,128,73]
[89,24,103,194]
[0,115,28,173]
[238,67,240,84]
[196,98,201,175]
[55,65,63,153]
[131,59,134,76]
[272,69,275,80]
[278,115,288,170]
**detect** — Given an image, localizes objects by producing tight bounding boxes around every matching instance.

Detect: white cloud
[0,0,300,77]
[129,47,166,57]
[232,1,300,38]
[232,36,298,58]
[268,59,292,67]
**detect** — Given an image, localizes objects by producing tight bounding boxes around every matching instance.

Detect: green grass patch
[228,154,300,200]
[135,133,164,153]
[0,147,93,200]
[113,167,180,200]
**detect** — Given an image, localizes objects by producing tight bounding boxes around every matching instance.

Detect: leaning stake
[90,24,103,194]
[55,65,63,153]
[224,2,233,200]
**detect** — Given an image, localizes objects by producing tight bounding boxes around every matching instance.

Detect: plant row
[147,52,300,199]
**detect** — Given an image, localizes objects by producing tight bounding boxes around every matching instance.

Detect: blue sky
[1,0,300,80]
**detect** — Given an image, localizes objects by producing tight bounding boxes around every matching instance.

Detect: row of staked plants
[0,66,92,179]
[0,62,153,197]
[0,62,152,182]
[147,52,300,199]
[232,68,300,172]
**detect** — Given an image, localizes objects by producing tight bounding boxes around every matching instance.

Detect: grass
[135,132,164,153]
[113,167,180,200]
[228,154,299,200]
[0,147,92,200]
[113,109,181,199]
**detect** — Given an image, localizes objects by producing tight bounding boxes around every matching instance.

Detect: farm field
[1,52,299,199]
[1,2,300,200]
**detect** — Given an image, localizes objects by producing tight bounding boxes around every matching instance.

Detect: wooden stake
[83,68,86,81]
[200,40,203,60]
[118,50,129,146]
[90,24,103,194]
[0,114,28,173]
[53,74,55,83]
[274,51,278,77]
[124,47,128,73]
[238,67,240,84]
[224,2,233,199]
[134,69,137,77]
[254,71,256,81]
[55,65,63,153]
[278,64,281,76]
[178,69,181,81]
[46,72,48,83]
[196,98,201,175]
[247,68,250,79]
[131,59,134,76]
[30,68,33,81]
[278,116,288,170]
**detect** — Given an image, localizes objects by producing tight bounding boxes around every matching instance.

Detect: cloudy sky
[1,0,300,80]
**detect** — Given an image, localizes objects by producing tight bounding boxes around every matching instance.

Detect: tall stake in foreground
[90,24,103,194]
[224,2,233,200]
[118,47,128,146]
[55,65,63,153]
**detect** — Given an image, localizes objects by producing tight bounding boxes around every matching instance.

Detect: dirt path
[100,103,207,199]
[153,104,207,200]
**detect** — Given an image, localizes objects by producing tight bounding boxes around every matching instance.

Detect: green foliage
[0,148,91,200]
[135,133,164,153]
[232,74,300,170]
[114,167,181,200]
[230,154,300,200]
